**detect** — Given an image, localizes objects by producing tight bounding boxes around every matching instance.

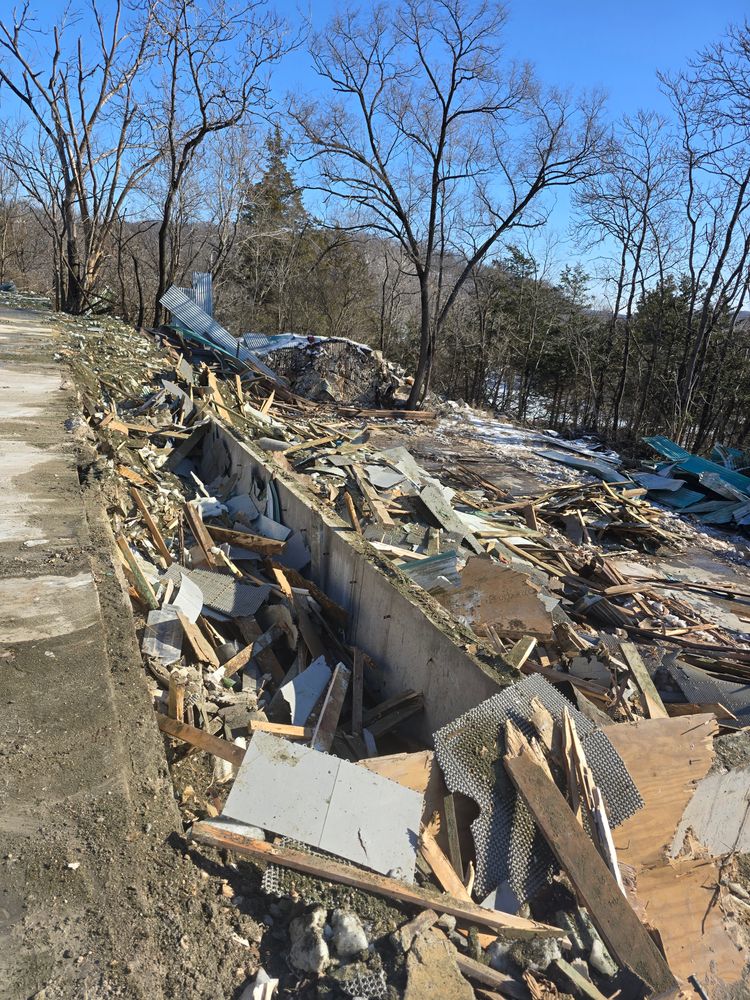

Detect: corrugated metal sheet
[192,272,213,317]
[159,285,280,381]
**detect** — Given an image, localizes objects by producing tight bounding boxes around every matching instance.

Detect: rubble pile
[53,280,750,1000]
[250,336,403,409]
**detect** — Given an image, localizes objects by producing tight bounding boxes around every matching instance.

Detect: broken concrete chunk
[508,935,562,973]
[404,930,473,1000]
[330,908,369,959]
[289,906,331,975]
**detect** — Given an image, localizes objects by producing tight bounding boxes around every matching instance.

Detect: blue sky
[268,0,748,284]
[273,0,748,115]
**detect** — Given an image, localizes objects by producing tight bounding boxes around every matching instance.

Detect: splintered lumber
[271,564,348,626]
[351,463,396,526]
[504,748,677,992]
[190,821,564,939]
[164,421,209,471]
[116,536,159,610]
[183,502,217,567]
[619,641,668,719]
[344,490,362,533]
[221,639,257,678]
[116,464,154,488]
[507,636,537,669]
[552,958,609,1000]
[176,611,220,667]
[205,524,285,555]
[311,663,351,751]
[156,713,245,768]
[420,826,471,901]
[450,945,527,999]
[248,721,312,739]
[131,486,172,564]
[168,672,186,722]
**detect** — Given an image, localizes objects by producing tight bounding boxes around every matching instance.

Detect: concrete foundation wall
[200,421,512,740]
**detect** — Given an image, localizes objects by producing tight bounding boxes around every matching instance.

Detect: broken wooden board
[206,523,286,555]
[504,747,677,993]
[190,820,565,938]
[311,663,351,752]
[619,641,668,719]
[357,750,434,795]
[606,715,717,868]
[606,715,744,989]
[156,713,245,768]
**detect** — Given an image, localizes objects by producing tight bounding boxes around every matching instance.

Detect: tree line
[0,0,749,452]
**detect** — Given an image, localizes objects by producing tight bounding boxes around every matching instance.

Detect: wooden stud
[190,821,564,939]
[504,747,677,992]
[156,713,245,768]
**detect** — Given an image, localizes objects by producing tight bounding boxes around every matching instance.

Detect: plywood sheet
[438,557,554,638]
[607,715,717,868]
[606,716,744,988]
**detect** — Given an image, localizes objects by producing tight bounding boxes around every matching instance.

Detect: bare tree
[576,111,676,438]
[148,0,287,325]
[292,0,604,407]
[0,1,163,313]
[660,23,750,443]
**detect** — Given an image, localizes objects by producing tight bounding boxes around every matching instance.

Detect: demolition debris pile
[53,282,750,1000]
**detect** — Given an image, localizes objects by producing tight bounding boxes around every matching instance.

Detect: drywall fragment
[222,731,422,878]
[279,656,332,725]
[170,571,203,623]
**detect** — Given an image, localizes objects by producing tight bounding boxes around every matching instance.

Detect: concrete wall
[200,421,514,741]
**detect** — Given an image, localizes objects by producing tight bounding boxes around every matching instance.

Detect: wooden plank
[344,490,362,533]
[351,463,396,526]
[363,690,424,738]
[183,502,217,567]
[619,641,668,719]
[504,748,677,992]
[551,958,608,1000]
[131,486,172,564]
[115,536,159,610]
[665,701,737,721]
[507,636,537,669]
[116,464,154,488]
[190,821,564,939]
[420,827,470,901]
[205,524,285,555]
[164,421,209,471]
[221,640,257,679]
[168,673,185,722]
[311,663,351,752]
[451,946,527,999]
[156,713,245,768]
[175,611,219,667]
[248,721,312,739]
